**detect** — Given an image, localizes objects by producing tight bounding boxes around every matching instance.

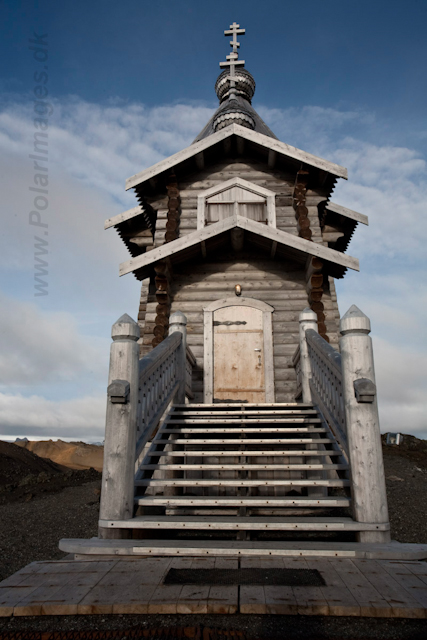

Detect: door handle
[254,348,261,352]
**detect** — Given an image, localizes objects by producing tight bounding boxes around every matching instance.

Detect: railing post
[99,314,140,539]
[340,305,390,543]
[169,311,187,404]
[299,307,318,403]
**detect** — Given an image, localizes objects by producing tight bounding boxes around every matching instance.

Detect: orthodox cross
[219,22,245,98]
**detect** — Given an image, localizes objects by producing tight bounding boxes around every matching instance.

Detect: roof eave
[125,123,348,192]
[119,215,359,278]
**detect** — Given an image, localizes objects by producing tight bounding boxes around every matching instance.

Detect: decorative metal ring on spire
[215,68,256,103]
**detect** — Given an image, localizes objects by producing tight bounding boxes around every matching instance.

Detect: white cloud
[374,337,427,439]
[0,95,425,441]
[0,392,105,440]
[0,293,107,386]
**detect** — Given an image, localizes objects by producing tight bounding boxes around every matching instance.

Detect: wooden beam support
[270,240,277,259]
[152,172,179,348]
[305,256,328,342]
[164,173,181,244]
[230,228,244,252]
[195,151,204,170]
[223,138,232,155]
[268,149,276,168]
[236,137,245,155]
[293,169,312,241]
[152,259,173,347]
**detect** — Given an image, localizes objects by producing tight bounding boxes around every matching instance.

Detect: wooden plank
[151,438,332,445]
[104,205,142,230]
[401,562,427,585]
[135,496,350,507]
[163,418,321,423]
[100,516,387,532]
[13,572,77,617]
[170,409,319,415]
[161,427,327,433]
[59,538,427,560]
[327,201,369,226]
[41,567,116,616]
[146,449,341,457]
[147,584,183,614]
[379,561,427,608]
[331,558,392,617]
[137,479,349,487]
[139,463,349,471]
[306,558,361,616]
[240,585,266,614]
[281,557,330,615]
[353,559,425,617]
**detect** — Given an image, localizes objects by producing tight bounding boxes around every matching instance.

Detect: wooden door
[213,305,265,403]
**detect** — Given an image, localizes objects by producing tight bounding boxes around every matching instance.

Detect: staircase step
[147,450,340,457]
[165,418,322,424]
[162,427,327,434]
[135,496,350,507]
[136,479,349,488]
[99,516,389,532]
[63,539,426,560]
[139,463,349,471]
[152,438,332,446]
[173,403,314,408]
[170,412,319,417]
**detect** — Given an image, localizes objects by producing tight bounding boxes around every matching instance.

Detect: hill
[15,438,104,471]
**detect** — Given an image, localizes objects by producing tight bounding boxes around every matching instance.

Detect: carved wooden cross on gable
[219,22,246,96]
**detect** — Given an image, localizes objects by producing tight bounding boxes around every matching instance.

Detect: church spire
[192,23,278,143]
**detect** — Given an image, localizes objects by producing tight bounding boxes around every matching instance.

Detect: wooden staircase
[97,402,389,552]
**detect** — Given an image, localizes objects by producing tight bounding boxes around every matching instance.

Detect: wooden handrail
[138,332,181,383]
[305,328,348,454]
[135,332,183,462]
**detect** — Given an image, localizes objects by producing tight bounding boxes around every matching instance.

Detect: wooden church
[61,24,401,558]
[107,23,363,405]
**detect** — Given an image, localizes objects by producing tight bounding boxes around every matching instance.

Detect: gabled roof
[125,123,348,192]
[119,214,359,279]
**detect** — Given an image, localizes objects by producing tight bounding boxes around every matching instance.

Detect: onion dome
[215,68,256,104]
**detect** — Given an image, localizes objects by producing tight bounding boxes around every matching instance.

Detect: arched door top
[204,297,274,313]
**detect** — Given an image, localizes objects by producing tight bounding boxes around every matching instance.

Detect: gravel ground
[0,481,101,582]
[0,439,426,637]
[0,613,426,639]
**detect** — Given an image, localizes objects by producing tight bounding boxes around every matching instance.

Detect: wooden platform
[1,556,427,618]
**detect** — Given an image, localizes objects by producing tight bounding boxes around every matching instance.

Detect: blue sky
[1,0,426,441]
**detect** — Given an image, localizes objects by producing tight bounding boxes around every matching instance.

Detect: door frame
[203,297,275,404]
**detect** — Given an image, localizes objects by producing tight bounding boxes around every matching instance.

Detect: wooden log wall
[166,258,340,403]
[292,169,331,342]
[139,158,341,385]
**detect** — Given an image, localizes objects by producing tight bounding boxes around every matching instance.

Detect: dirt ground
[0,435,426,637]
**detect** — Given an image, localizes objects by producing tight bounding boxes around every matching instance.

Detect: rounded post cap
[299,307,317,324]
[112,313,140,341]
[169,310,187,326]
[340,304,371,335]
